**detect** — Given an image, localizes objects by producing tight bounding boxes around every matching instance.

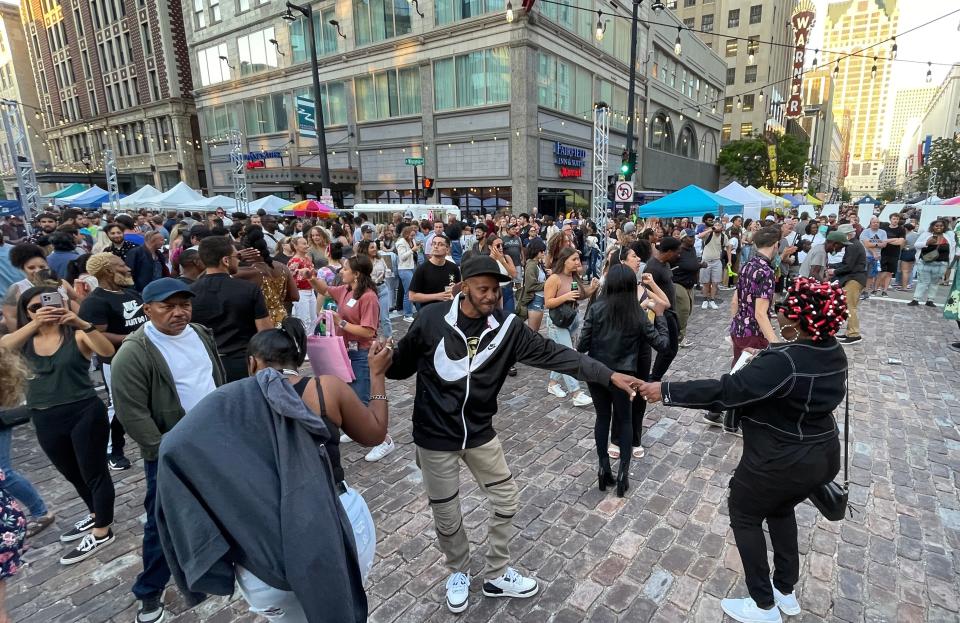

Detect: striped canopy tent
[280,200,342,218]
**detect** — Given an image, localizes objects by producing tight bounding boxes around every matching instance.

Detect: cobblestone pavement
[7,293,960,622]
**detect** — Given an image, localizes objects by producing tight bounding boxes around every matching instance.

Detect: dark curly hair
[9,243,47,270]
[776,277,849,342]
[242,225,273,266]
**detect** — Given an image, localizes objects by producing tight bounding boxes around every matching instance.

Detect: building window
[149,69,160,100]
[701,14,713,32]
[677,126,697,158]
[745,65,757,83]
[295,82,347,127]
[721,123,731,142]
[726,67,735,85]
[727,8,739,27]
[682,17,694,28]
[725,39,737,57]
[141,22,152,55]
[202,103,240,136]
[436,0,505,25]
[210,0,221,21]
[354,0,412,46]
[740,122,752,137]
[537,52,592,115]
[742,93,754,111]
[683,0,695,6]
[243,93,290,135]
[74,8,84,37]
[749,4,761,24]
[355,66,421,122]
[238,27,278,76]
[197,43,230,86]
[724,96,733,113]
[289,10,338,63]
[649,113,674,153]
[194,0,206,29]
[433,47,510,112]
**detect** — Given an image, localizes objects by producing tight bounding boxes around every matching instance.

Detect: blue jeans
[0,423,47,517]
[133,460,169,600]
[502,284,516,314]
[547,314,581,393]
[398,269,415,316]
[376,283,393,338]
[348,348,371,405]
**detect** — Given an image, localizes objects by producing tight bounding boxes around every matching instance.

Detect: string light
[890,37,897,59]
[871,57,877,80]
[926,61,932,83]
[811,49,818,68]
[595,10,606,41]
[674,26,682,56]
[833,61,840,79]
[696,107,701,118]
[758,90,764,102]
[505,0,513,22]
[747,42,755,64]
[736,96,742,110]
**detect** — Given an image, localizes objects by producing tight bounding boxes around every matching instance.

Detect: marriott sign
[786,4,816,119]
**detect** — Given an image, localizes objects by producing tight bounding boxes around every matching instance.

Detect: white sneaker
[571,391,593,407]
[482,567,539,599]
[445,572,470,613]
[680,338,694,348]
[364,437,396,462]
[708,300,719,310]
[547,384,567,398]
[720,597,783,623]
[701,301,709,310]
[772,583,801,616]
[339,433,353,444]
[402,315,415,323]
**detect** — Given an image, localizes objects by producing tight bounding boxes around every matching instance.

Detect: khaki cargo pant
[843,280,862,338]
[415,436,518,579]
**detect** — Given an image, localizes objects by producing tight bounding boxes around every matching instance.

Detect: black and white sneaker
[840,335,863,345]
[60,529,114,565]
[702,412,724,427]
[60,515,95,543]
[108,455,132,471]
[482,567,539,599]
[136,595,166,623]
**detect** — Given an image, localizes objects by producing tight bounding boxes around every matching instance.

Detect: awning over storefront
[244,167,359,187]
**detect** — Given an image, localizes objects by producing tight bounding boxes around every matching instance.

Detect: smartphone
[40,291,64,308]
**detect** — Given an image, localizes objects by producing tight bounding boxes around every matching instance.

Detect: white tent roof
[140,182,205,209]
[716,181,767,221]
[743,185,775,208]
[248,195,292,215]
[909,195,942,205]
[184,195,237,211]
[117,185,161,208]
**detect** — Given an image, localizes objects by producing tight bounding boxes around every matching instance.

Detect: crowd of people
[0,198,955,622]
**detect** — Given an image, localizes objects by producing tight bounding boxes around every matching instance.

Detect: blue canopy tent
[638,185,743,218]
[853,195,881,206]
[56,185,111,207]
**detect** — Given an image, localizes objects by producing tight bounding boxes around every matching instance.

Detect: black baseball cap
[461,255,512,283]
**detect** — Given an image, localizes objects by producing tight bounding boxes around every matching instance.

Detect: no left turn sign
[615,181,634,203]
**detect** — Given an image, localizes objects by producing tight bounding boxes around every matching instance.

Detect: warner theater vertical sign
[786,2,816,119]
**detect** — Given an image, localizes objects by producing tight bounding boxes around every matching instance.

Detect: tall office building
[670,0,795,143]
[19,0,202,193]
[879,86,935,191]
[0,3,52,200]
[823,0,898,195]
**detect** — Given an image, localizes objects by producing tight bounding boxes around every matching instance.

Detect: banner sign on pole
[768,144,778,185]
[296,96,316,139]
[786,1,816,119]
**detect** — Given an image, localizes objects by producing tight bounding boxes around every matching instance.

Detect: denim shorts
[866,255,881,277]
[528,292,545,312]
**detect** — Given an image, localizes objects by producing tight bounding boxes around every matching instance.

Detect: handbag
[807,370,852,521]
[921,248,941,263]
[548,302,577,329]
[0,406,30,428]
[306,310,356,383]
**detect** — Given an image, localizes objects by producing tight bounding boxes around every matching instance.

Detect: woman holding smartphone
[0,286,116,565]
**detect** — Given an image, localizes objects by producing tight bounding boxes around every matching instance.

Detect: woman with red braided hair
[637,277,849,623]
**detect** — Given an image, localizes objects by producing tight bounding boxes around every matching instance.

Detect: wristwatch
[82,323,97,333]
[338,319,347,329]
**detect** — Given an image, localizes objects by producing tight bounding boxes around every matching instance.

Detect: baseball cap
[836,223,855,236]
[826,231,851,246]
[764,215,776,221]
[361,224,376,234]
[679,229,694,240]
[403,210,414,219]
[460,255,513,283]
[142,278,195,303]
[622,221,636,234]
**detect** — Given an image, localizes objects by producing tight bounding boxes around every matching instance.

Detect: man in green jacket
[111,278,225,623]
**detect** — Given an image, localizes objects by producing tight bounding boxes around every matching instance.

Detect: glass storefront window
[434,47,510,112]
[439,187,511,215]
[243,93,290,135]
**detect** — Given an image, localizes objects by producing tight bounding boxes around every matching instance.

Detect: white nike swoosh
[122,304,143,320]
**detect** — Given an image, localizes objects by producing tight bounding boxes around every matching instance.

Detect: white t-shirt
[144,321,217,412]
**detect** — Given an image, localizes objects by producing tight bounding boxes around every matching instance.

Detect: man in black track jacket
[387,255,641,615]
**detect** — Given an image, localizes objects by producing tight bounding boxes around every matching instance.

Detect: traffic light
[422,177,435,197]
[619,151,637,177]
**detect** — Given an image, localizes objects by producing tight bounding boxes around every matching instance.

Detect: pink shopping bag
[307,310,356,383]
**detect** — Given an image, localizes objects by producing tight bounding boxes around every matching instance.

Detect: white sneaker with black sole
[482,567,539,599]
[772,582,801,616]
[60,529,114,565]
[721,597,783,623]
[445,572,470,613]
[60,514,95,543]
[136,595,166,623]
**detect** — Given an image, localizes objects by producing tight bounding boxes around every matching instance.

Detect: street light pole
[284,2,330,192]
[624,0,640,168]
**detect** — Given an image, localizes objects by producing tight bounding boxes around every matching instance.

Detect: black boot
[616,459,630,498]
[598,455,615,492]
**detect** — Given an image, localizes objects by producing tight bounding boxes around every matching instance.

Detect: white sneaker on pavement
[772,583,801,616]
[701,300,709,310]
[339,433,353,443]
[720,597,783,623]
[482,567,539,599]
[680,338,694,348]
[547,383,567,398]
[708,300,719,310]
[445,572,470,613]
[571,391,593,407]
[364,437,396,462]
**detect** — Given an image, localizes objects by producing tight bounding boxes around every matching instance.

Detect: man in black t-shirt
[191,236,273,382]
[672,232,701,346]
[878,213,906,296]
[644,237,681,381]
[409,235,461,312]
[80,252,150,471]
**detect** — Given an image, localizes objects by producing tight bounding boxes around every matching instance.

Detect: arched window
[677,125,698,159]
[701,132,718,164]
[648,112,674,153]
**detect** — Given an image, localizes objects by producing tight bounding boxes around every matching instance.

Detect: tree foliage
[914,138,960,199]
[717,134,810,189]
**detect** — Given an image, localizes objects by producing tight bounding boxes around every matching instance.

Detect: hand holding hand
[637,381,663,403]
[610,372,642,401]
[368,339,393,376]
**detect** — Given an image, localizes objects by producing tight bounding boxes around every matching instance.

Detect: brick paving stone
[5,302,960,621]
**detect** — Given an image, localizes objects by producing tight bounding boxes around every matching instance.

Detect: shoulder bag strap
[843,368,849,488]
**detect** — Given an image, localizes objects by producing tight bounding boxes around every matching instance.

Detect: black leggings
[612,344,651,447]
[31,396,115,528]
[588,381,633,471]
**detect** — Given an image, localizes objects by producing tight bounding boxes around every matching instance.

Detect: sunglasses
[27,303,46,313]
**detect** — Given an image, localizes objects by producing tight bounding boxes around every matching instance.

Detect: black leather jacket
[576,299,671,373]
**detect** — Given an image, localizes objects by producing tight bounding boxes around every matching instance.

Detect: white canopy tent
[909,195,942,205]
[716,181,767,221]
[350,204,462,222]
[878,203,906,222]
[139,182,205,210]
[117,185,161,209]
[248,195,292,215]
[184,195,237,212]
